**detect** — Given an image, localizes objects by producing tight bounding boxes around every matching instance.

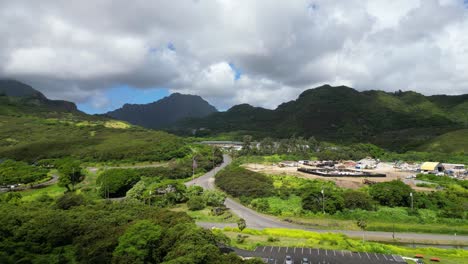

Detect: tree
[237,218,246,231]
[57,159,83,192]
[357,219,367,241]
[186,185,204,198]
[259,137,275,155]
[113,220,163,264]
[369,180,413,207]
[187,196,206,211]
[343,190,374,211]
[203,190,226,207]
[126,181,146,202]
[302,189,344,214]
[241,135,253,154]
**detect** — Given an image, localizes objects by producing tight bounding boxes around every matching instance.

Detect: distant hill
[0,80,189,162]
[176,85,468,151]
[0,79,79,114]
[106,93,217,129]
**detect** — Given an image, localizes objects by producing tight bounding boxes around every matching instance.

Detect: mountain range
[1,80,467,153]
[174,85,468,151]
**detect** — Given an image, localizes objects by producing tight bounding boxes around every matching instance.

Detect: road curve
[186,155,468,244]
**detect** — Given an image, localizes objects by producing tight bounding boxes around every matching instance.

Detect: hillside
[418,129,468,153]
[176,85,467,151]
[0,81,189,162]
[106,93,217,129]
[0,80,79,113]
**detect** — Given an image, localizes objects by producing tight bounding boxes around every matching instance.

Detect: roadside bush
[203,190,226,207]
[302,189,344,214]
[215,166,274,198]
[187,196,206,211]
[343,190,375,211]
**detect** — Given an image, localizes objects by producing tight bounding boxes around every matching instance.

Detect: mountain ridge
[105,92,218,129]
[174,84,468,151]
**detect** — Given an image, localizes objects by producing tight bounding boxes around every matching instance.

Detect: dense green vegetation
[216,164,468,234]
[0,159,48,185]
[215,166,274,198]
[176,85,468,152]
[0,199,261,264]
[418,129,468,153]
[0,115,190,162]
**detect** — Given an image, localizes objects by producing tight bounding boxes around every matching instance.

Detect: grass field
[219,228,468,264]
[171,204,240,223]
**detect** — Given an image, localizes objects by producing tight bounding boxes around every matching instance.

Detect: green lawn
[19,184,67,202]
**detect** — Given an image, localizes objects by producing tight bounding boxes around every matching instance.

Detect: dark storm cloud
[1,0,467,110]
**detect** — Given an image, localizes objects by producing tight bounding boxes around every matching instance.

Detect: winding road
[186,155,468,245]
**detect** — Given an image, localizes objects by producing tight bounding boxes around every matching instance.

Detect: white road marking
[357,252,361,258]
[277,247,280,253]
[325,249,327,256]
[286,247,289,253]
[317,248,320,255]
[374,253,380,260]
[263,246,266,252]
[309,248,312,254]
[383,254,388,260]
[270,246,273,252]
[294,247,296,253]
[302,248,304,254]
[365,252,370,259]
[333,250,336,256]
[341,250,344,257]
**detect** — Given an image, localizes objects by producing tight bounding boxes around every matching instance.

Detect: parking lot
[233,246,407,264]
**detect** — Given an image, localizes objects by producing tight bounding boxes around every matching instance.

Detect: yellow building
[420,162,444,173]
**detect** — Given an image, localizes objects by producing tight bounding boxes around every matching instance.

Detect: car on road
[301,257,310,264]
[284,255,293,264]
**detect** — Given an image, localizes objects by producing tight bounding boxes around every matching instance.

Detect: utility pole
[321,189,325,214]
[410,192,413,211]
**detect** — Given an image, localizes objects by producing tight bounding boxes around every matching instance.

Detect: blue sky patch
[228,62,242,80]
[78,85,169,114]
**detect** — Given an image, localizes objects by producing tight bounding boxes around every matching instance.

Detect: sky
[1,0,468,114]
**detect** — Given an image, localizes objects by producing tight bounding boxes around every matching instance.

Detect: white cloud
[0,0,467,111]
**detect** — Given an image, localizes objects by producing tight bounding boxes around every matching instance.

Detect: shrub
[187,196,206,211]
[343,190,375,211]
[215,166,274,198]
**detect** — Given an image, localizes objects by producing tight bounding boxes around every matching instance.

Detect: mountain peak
[0,79,78,112]
[106,93,217,129]
[0,79,46,99]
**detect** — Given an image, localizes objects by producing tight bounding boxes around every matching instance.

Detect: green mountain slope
[417,129,468,153]
[176,85,467,151]
[0,81,189,162]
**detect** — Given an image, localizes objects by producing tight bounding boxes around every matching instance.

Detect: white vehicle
[285,255,293,264]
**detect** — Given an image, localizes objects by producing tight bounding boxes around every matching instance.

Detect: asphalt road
[187,155,468,245]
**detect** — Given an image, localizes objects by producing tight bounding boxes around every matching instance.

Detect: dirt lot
[243,163,432,191]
